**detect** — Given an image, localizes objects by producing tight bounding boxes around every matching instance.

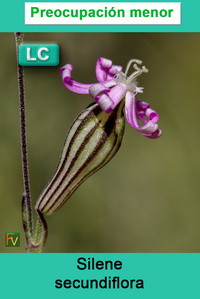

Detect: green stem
[15,33,33,236]
[15,33,47,252]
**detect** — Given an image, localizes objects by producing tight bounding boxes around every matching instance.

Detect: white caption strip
[25,2,181,25]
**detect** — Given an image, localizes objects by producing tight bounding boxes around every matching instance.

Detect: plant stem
[15,33,47,252]
[15,33,33,237]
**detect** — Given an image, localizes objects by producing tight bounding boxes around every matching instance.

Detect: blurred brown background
[1,33,200,252]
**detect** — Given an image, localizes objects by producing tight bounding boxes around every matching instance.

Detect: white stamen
[124,59,149,84]
[116,59,149,95]
[124,59,142,76]
[127,64,148,83]
[135,86,144,93]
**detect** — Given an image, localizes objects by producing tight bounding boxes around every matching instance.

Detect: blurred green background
[1,33,200,253]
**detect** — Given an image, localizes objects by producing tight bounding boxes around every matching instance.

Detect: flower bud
[36,102,125,215]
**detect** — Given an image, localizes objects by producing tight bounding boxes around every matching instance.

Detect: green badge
[19,44,60,66]
[5,232,20,247]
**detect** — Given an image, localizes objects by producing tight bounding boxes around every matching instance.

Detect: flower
[60,57,162,139]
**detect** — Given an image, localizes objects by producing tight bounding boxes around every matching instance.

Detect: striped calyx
[36,102,125,215]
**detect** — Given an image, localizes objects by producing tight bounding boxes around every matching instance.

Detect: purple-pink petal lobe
[146,129,162,139]
[108,83,127,110]
[136,101,150,110]
[63,80,92,94]
[136,101,159,124]
[89,83,114,113]
[96,57,123,82]
[96,94,114,113]
[60,64,73,81]
[89,83,110,100]
[90,83,127,113]
[125,91,161,139]
[61,64,92,94]
[146,108,159,123]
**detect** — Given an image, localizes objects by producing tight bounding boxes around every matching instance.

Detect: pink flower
[60,57,162,139]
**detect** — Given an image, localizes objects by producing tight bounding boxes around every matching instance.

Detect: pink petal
[125,91,161,138]
[96,57,113,82]
[62,80,92,94]
[97,94,114,113]
[137,101,159,123]
[146,108,159,122]
[89,83,110,99]
[137,101,150,110]
[96,57,123,82]
[109,84,127,110]
[89,83,126,113]
[89,83,113,113]
[61,62,117,95]
[61,64,92,94]
[144,129,163,139]
[107,65,123,80]
[60,64,73,81]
